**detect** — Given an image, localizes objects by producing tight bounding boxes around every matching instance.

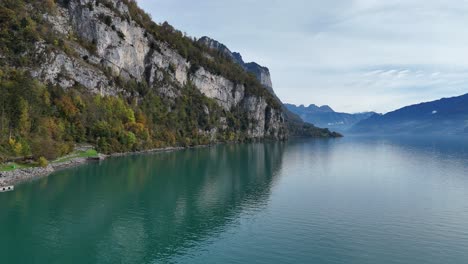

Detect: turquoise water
[1,137,468,263]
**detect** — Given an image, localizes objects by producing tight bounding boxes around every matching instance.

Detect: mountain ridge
[350,93,468,134]
[285,103,376,133]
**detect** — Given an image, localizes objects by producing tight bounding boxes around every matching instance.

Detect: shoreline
[0,145,212,187]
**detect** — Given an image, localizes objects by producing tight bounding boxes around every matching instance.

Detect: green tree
[17,98,31,137]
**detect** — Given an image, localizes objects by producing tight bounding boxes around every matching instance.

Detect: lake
[1,136,468,264]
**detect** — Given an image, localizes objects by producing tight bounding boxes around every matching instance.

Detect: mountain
[285,104,376,133]
[0,0,338,161]
[350,94,468,135]
[197,36,341,138]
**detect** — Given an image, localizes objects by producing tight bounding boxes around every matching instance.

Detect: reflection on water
[0,143,286,263]
[1,137,468,264]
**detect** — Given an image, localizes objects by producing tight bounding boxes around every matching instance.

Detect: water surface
[1,136,468,263]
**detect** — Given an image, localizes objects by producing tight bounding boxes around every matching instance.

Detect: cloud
[137,0,468,113]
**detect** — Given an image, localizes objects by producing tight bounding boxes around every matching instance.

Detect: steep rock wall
[35,0,286,140]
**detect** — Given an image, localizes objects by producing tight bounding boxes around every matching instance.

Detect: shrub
[117,30,125,40]
[104,15,112,27]
[168,63,176,74]
[86,2,94,11]
[38,156,48,167]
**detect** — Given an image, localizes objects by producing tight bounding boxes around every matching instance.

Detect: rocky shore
[0,145,211,187]
[0,157,92,187]
[0,165,55,187]
[108,146,187,157]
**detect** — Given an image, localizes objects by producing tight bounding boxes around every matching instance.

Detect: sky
[137,0,468,113]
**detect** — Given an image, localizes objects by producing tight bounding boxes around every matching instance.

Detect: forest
[1,68,249,162]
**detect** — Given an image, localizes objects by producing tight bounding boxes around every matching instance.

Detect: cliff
[0,0,338,160]
[198,36,275,95]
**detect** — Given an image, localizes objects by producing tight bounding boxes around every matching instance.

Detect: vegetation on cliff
[0,69,253,162]
[0,0,338,164]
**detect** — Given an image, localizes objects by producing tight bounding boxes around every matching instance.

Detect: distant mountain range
[285,104,376,133]
[350,93,468,135]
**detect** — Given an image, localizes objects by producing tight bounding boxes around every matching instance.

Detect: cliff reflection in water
[0,142,286,263]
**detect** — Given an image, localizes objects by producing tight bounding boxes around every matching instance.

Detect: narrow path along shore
[0,145,210,187]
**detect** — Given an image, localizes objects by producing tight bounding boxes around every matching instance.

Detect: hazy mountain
[350,94,468,135]
[285,104,376,133]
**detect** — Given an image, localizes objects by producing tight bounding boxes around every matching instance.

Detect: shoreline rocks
[108,146,186,157]
[0,165,54,187]
[0,145,212,187]
[0,157,92,186]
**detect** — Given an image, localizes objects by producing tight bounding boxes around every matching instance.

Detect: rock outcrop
[190,67,245,110]
[198,37,275,95]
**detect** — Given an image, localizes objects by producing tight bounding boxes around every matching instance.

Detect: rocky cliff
[0,0,338,158]
[30,0,289,140]
[198,37,275,95]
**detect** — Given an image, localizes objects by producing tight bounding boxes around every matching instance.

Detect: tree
[38,156,48,167]
[56,95,79,119]
[8,137,22,156]
[17,98,31,136]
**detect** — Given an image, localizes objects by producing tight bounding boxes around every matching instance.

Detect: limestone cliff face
[190,67,245,110]
[198,37,275,94]
[242,96,286,138]
[244,62,274,94]
[198,36,239,64]
[32,0,287,140]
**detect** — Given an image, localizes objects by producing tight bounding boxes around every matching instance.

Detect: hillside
[285,104,376,133]
[0,0,338,162]
[350,94,468,135]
